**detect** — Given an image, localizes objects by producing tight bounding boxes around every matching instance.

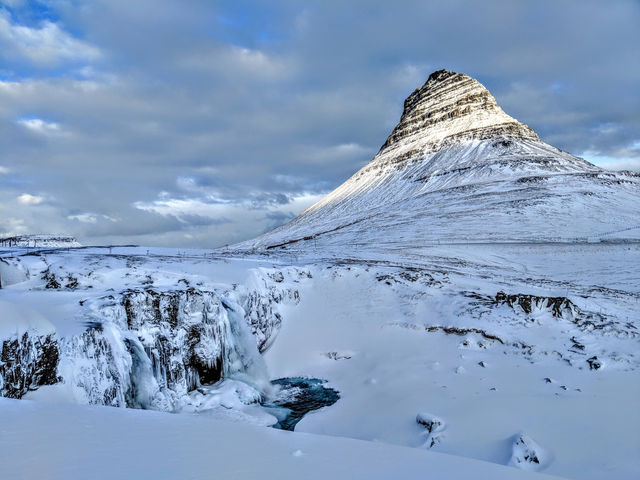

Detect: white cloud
[0,166,9,174]
[67,213,117,223]
[16,193,45,205]
[579,151,640,172]
[181,45,293,80]
[0,11,101,66]
[134,191,323,224]
[298,142,373,166]
[3,217,27,234]
[17,117,62,134]
[134,197,229,221]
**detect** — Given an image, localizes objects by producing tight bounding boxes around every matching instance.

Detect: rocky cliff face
[0,331,60,398]
[378,69,539,161]
[0,267,300,413]
[58,289,273,410]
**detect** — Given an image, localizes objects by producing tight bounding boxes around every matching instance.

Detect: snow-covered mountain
[0,70,638,480]
[240,69,640,250]
[0,234,80,249]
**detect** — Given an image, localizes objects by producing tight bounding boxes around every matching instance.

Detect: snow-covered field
[0,396,566,480]
[1,242,638,479]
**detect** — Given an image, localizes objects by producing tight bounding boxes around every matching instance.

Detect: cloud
[579,152,640,172]
[17,117,61,134]
[0,0,638,247]
[67,213,117,223]
[180,44,294,80]
[16,193,45,205]
[0,10,100,66]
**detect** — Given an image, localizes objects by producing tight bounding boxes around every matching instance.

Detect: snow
[0,300,56,337]
[0,241,637,479]
[0,397,567,480]
[260,263,640,480]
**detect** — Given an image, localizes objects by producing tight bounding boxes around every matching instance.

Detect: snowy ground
[1,242,639,479]
[0,397,566,480]
[264,257,640,479]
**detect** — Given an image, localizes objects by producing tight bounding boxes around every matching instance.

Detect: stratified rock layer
[378,69,538,160]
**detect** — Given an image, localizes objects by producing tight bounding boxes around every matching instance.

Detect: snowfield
[1,244,638,479]
[0,396,567,480]
[1,70,639,479]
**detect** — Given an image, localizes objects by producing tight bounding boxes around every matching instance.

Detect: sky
[0,0,639,248]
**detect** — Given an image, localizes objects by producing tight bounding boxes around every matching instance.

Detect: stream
[263,377,340,431]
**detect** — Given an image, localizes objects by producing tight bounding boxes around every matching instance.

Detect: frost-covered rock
[0,301,60,399]
[416,412,446,448]
[0,266,300,414]
[509,433,548,471]
[0,330,60,398]
[239,283,299,352]
[59,288,273,410]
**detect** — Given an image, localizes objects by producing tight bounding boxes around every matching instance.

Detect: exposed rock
[494,291,575,317]
[0,274,298,413]
[416,412,446,448]
[509,433,548,471]
[325,351,352,360]
[587,356,603,370]
[0,331,60,399]
[241,286,299,352]
[426,325,504,344]
[379,69,539,157]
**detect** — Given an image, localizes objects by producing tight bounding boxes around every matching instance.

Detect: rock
[509,433,548,471]
[587,356,603,370]
[379,70,539,156]
[494,291,576,318]
[416,412,446,448]
[0,331,60,399]
[325,351,352,360]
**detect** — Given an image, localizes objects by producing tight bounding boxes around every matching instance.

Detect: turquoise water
[264,377,340,431]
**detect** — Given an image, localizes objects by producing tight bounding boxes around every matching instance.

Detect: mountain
[0,235,80,248]
[241,69,640,251]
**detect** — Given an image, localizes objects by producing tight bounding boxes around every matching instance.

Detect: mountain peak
[424,68,457,85]
[378,69,539,159]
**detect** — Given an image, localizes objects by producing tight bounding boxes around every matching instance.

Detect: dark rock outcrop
[0,331,60,398]
[494,291,575,317]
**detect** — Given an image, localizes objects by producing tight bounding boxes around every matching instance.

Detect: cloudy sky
[1,0,639,247]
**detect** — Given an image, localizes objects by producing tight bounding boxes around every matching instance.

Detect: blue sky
[1,0,639,247]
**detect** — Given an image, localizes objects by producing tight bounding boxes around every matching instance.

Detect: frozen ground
[1,242,638,479]
[0,397,566,480]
